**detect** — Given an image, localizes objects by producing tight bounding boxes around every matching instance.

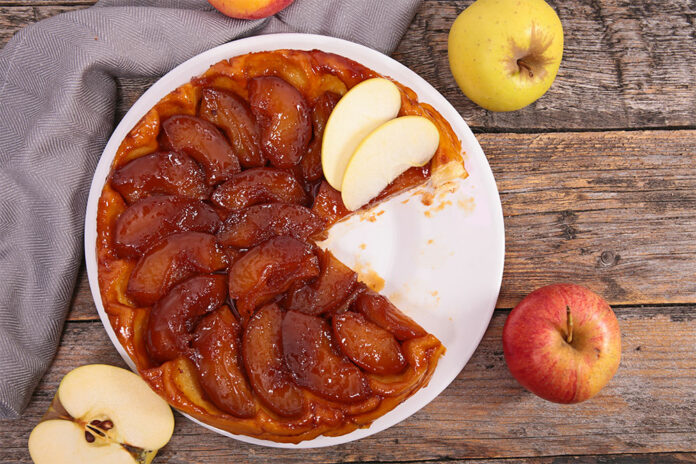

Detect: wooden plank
[0,2,93,5]
[480,455,694,464]
[111,0,696,131]
[3,306,694,463]
[481,130,696,307]
[69,129,696,322]
[5,0,694,130]
[403,455,696,464]
[393,0,696,130]
[67,264,97,321]
[0,6,87,48]
[408,455,696,464]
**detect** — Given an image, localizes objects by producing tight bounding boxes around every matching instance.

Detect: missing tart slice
[96,49,466,443]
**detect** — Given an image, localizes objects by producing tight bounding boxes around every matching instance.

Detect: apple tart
[96,49,465,443]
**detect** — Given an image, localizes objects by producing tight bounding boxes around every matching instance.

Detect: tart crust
[96,49,464,443]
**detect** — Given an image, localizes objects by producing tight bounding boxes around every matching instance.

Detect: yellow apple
[341,116,440,211]
[448,0,564,112]
[322,78,402,190]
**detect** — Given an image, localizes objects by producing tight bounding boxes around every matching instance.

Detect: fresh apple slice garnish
[340,115,440,211]
[321,77,401,190]
[28,364,174,464]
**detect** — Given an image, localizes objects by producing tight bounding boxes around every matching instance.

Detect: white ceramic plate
[84,33,505,449]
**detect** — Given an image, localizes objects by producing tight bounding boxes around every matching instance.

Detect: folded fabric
[0,0,422,419]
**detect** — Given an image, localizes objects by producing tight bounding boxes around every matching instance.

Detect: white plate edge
[83,32,506,449]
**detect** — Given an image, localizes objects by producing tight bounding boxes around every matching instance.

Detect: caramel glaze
[97,49,461,443]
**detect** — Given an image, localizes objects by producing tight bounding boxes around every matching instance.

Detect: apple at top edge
[502,283,621,404]
[208,0,295,20]
[448,0,564,112]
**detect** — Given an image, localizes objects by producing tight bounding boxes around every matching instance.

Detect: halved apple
[341,116,440,211]
[321,78,401,190]
[28,364,174,464]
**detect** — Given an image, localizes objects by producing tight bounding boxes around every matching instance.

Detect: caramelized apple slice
[301,92,341,183]
[248,76,311,168]
[114,195,222,258]
[127,232,228,306]
[330,284,366,317]
[211,168,307,212]
[354,291,427,341]
[333,311,407,375]
[242,304,305,417]
[146,274,227,364]
[217,203,325,249]
[311,181,350,226]
[282,311,370,403]
[111,151,209,204]
[284,250,356,316]
[161,115,240,185]
[228,236,319,323]
[192,305,256,418]
[199,88,265,168]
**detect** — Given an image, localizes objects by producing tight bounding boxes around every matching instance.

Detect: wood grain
[67,265,96,321]
[107,0,696,131]
[3,0,695,130]
[393,0,696,131]
[2,306,694,463]
[0,6,86,48]
[69,129,696,321]
[3,2,696,463]
[433,455,696,464]
[482,130,696,307]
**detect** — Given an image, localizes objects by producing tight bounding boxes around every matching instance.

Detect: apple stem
[566,305,574,344]
[517,59,534,78]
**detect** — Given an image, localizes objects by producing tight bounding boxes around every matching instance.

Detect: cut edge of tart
[95,48,466,444]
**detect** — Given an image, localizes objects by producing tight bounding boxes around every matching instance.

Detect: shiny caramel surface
[97,49,461,443]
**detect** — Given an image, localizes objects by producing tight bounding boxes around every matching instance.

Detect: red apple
[502,283,621,403]
[208,0,295,19]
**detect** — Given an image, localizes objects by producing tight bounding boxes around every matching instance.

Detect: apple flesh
[502,283,621,404]
[28,364,174,464]
[322,77,402,190]
[341,115,440,211]
[208,0,295,19]
[448,0,564,111]
[29,420,137,464]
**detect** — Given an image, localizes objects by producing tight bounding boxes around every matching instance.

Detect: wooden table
[2,1,695,462]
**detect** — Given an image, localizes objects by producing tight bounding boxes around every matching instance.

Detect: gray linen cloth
[0,0,422,418]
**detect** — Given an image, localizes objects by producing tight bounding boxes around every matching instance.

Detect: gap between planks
[2,306,694,463]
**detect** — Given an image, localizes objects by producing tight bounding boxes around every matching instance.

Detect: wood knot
[599,251,620,267]
[558,210,578,240]
[562,225,578,240]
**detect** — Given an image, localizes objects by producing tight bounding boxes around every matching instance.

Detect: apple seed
[87,424,106,438]
[84,430,95,443]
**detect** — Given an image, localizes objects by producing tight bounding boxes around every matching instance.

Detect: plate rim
[84,32,505,449]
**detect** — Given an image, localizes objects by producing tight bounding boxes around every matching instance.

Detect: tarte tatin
[96,49,466,443]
